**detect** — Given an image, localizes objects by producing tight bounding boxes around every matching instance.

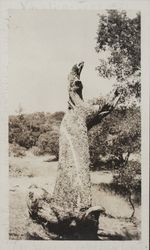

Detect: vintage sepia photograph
[8,9,142,241]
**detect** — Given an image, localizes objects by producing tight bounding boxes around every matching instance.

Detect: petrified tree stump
[27,62,121,240]
[27,185,105,240]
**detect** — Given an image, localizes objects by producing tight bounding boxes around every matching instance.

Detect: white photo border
[0,0,149,249]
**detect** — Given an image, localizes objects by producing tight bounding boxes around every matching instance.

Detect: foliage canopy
[96,10,141,101]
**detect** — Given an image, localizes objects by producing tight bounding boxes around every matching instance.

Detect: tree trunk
[27,62,121,239]
[128,193,135,219]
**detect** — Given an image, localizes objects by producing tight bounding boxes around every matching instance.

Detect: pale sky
[8,10,137,114]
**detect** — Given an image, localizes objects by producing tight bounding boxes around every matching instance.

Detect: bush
[9,111,64,156]
[36,129,59,159]
[15,131,36,149]
[88,107,141,170]
[9,143,26,157]
[31,146,43,156]
[112,160,141,218]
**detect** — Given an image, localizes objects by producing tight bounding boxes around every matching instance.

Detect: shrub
[31,146,43,156]
[112,160,141,218]
[36,129,59,159]
[88,107,141,170]
[9,143,26,157]
[9,111,64,155]
[15,131,36,149]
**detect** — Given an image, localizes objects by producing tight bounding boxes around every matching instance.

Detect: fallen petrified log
[26,186,140,240]
[27,185,105,240]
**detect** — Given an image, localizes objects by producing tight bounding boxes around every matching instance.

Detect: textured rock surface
[27,186,140,240]
[52,109,92,214]
[27,186,105,240]
[51,62,97,216]
[27,62,122,240]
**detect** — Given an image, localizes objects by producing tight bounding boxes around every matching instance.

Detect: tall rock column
[27,62,120,240]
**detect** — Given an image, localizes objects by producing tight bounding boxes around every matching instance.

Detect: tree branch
[87,93,121,130]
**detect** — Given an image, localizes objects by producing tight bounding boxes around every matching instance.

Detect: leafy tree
[96,10,141,101]
[88,102,141,170]
[9,111,64,156]
[88,124,107,168]
[108,108,141,157]
[113,160,141,218]
[16,131,36,149]
[37,128,59,160]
